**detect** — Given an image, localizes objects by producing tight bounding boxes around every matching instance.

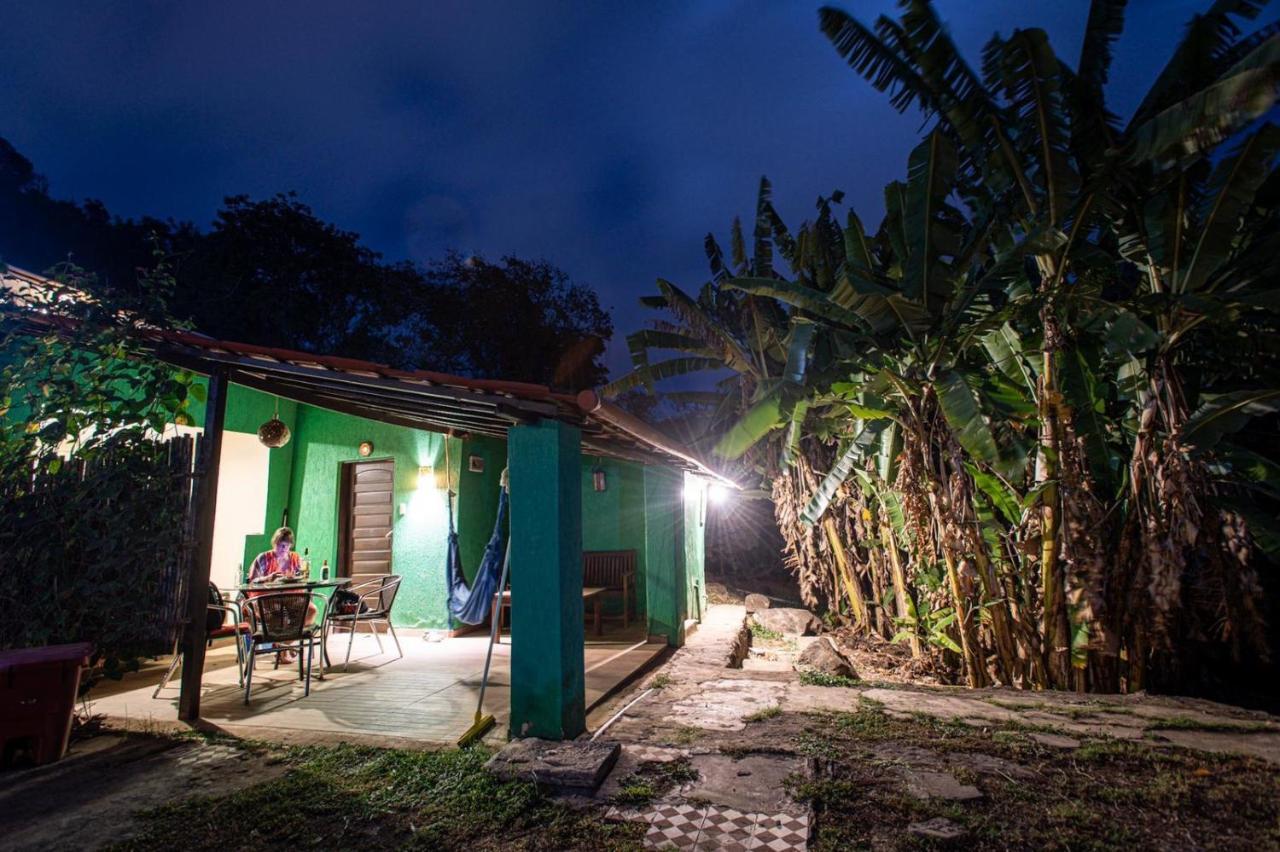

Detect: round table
[227,579,348,675]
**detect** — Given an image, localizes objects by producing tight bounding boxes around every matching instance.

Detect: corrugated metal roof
[2,265,735,485]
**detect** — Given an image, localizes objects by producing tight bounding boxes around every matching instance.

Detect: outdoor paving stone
[908,817,967,841]
[861,687,1022,725]
[486,738,621,791]
[1026,732,1082,749]
[780,683,863,714]
[899,768,983,801]
[685,753,810,815]
[666,679,786,731]
[1151,729,1280,765]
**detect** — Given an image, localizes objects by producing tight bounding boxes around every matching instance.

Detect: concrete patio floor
[87,625,667,747]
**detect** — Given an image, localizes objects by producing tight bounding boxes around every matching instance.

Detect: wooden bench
[583,550,636,627]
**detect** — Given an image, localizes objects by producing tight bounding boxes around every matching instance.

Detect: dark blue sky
[0,1,1239,375]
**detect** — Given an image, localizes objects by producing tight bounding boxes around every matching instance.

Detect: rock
[705,582,731,603]
[752,607,820,636]
[796,637,858,678]
[1027,732,1081,750]
[486,739,621,791]
[744,593,772,613]
[909,817,967,841]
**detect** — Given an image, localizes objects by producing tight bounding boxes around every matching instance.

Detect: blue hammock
[447,486,509,625]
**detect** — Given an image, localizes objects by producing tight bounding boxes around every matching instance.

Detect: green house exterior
[4,264,720,741]
[190,383,707,643]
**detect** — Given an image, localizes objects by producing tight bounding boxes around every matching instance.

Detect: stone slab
[486,738,621,791]
[899,768,983,801]
[684,753,811,815]
[1026,732,1082,749]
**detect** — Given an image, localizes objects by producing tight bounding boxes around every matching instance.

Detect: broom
[458,536,511,747]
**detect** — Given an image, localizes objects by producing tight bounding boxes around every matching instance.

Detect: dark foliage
[0,143,612,389]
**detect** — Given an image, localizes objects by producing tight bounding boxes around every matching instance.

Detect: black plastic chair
[325,575,403,671]
[241,591,327,704]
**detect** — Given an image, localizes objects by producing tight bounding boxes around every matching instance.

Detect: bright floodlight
[708,483,729,505]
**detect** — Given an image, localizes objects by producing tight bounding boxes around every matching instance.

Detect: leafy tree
[0,150,613,388]
[408,251,613,390]
[0,263,204,684]
[613,0,1280,701]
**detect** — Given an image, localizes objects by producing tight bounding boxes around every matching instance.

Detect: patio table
[228,579,347,676]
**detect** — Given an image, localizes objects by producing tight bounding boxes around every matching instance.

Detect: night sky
[0,1,1246,375]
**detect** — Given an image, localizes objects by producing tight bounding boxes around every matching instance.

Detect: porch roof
[2,266,736,486]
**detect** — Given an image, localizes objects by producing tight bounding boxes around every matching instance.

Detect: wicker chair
[241,591,327,704]
[325,575,403,672]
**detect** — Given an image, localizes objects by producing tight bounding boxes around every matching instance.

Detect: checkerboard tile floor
[604,801,809,850]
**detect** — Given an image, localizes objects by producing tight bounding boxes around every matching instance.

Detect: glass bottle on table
[301,547,311,580]
[321,559,329,580]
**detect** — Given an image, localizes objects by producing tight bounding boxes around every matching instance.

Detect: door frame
[336,457,395,579]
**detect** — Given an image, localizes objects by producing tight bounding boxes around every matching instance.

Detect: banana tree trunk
[823,516,870,630]
[1037,337,1071,688]
[881,521,921,659]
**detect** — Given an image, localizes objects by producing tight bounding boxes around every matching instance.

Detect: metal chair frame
[241,591,328,704]
[153,598,247,699]
[325,575,403,672]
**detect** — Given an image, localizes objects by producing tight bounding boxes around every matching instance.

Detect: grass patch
[750,622,784,641]
[111,742,645,851]
[744,705,783,723]
[670,725,702,745]
[649,673,672,690]
[787,703,1280,852]
[612,759,699,806]
[799,671,863,688]
[1145,716,1275,734]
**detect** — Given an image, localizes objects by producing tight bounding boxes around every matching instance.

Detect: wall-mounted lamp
[418,464,449,490]
[592,467,607,492]
[358,440,374,457]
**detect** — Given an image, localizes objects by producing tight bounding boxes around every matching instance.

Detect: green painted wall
[581,455,648,618]
[643,466,685,645]
[281,405,461,630]
[456,435,506,586]
[683,474,708,624]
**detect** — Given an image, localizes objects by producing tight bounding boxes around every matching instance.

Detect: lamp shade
[257,417,291,448]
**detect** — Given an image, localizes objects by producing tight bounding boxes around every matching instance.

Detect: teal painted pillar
[643,466,686,647]
[508,420,585,739]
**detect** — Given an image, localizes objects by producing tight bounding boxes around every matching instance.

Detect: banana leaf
[800,423,884,526]
[601,356,723,397]
[935,369,1016,478]
[713,388,784,459]
[724,276,873,333]
[1182,389,1280,448]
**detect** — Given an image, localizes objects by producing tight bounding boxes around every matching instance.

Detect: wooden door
[339,460,394,586]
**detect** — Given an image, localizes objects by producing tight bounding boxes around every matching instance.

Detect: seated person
[247,527,317,662]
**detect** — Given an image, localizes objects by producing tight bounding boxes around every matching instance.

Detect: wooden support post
[178,367,229,721]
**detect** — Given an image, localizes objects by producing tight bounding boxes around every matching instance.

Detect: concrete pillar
[508,419,585,739]
[643,466,686,647]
